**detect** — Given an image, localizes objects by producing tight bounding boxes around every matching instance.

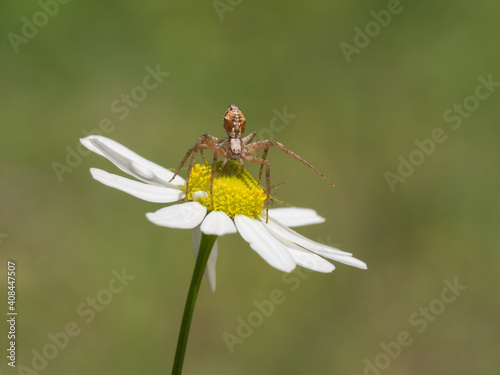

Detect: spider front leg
[210,144,226,208]
[200,149,208,164]
[236,132,256,173]
[242,131,256,145]
[242,155,272,223]
[169,133,220,200]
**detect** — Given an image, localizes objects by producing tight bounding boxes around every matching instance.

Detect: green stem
[171,233,218,375]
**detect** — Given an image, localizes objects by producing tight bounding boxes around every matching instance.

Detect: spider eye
[223,105,246,138]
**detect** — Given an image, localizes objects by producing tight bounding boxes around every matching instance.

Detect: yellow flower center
[185,161,266,219]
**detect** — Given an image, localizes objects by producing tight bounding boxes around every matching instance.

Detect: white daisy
[81,135,367,292]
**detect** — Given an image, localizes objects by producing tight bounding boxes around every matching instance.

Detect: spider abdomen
[223,105,246,138]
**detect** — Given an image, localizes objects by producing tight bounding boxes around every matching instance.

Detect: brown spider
[169,105,334,222]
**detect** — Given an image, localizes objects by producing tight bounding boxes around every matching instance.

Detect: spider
[169,104,334,222]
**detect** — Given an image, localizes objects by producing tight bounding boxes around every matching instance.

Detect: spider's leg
[247,141,334,187]
[200,149,208,164]
[257,148,269,185]
[241,131,257,145]
[218,158,229,174]
[210,145,222,207]
[169,146,195,183]
[171,134,221,200]
[170,134,220,182]
[243,155,271,223]
[184,145,201,200]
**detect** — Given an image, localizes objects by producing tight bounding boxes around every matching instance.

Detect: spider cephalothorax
[169,104,334,222]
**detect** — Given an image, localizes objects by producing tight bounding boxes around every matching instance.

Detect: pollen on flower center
[185,161,266,219]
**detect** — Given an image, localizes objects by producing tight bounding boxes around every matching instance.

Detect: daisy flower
[81,134,367,374]
[80,135,366,291]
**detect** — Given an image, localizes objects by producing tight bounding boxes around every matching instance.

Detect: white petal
[205,241,219,292]
[192,190,208,201]
[90,168,184,203]
[267,232,335,273]
[313,251,367,269]
[192,226,218,293]
[287,248,335,273]
[234,215,296,273]
[268,207,325,227]
[146,202,206,229]
[81,135,185,187]
[262,218,352,257]
[201,211,237,236]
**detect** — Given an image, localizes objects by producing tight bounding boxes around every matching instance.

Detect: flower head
[81,135,366,292]
[186,161,266,218]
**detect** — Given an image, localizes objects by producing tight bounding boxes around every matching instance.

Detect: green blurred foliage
[1,0,499,374]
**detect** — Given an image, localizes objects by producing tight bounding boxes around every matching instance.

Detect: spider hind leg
[242,155,272,223]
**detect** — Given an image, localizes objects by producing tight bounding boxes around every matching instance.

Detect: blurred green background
[1,1,499,374]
